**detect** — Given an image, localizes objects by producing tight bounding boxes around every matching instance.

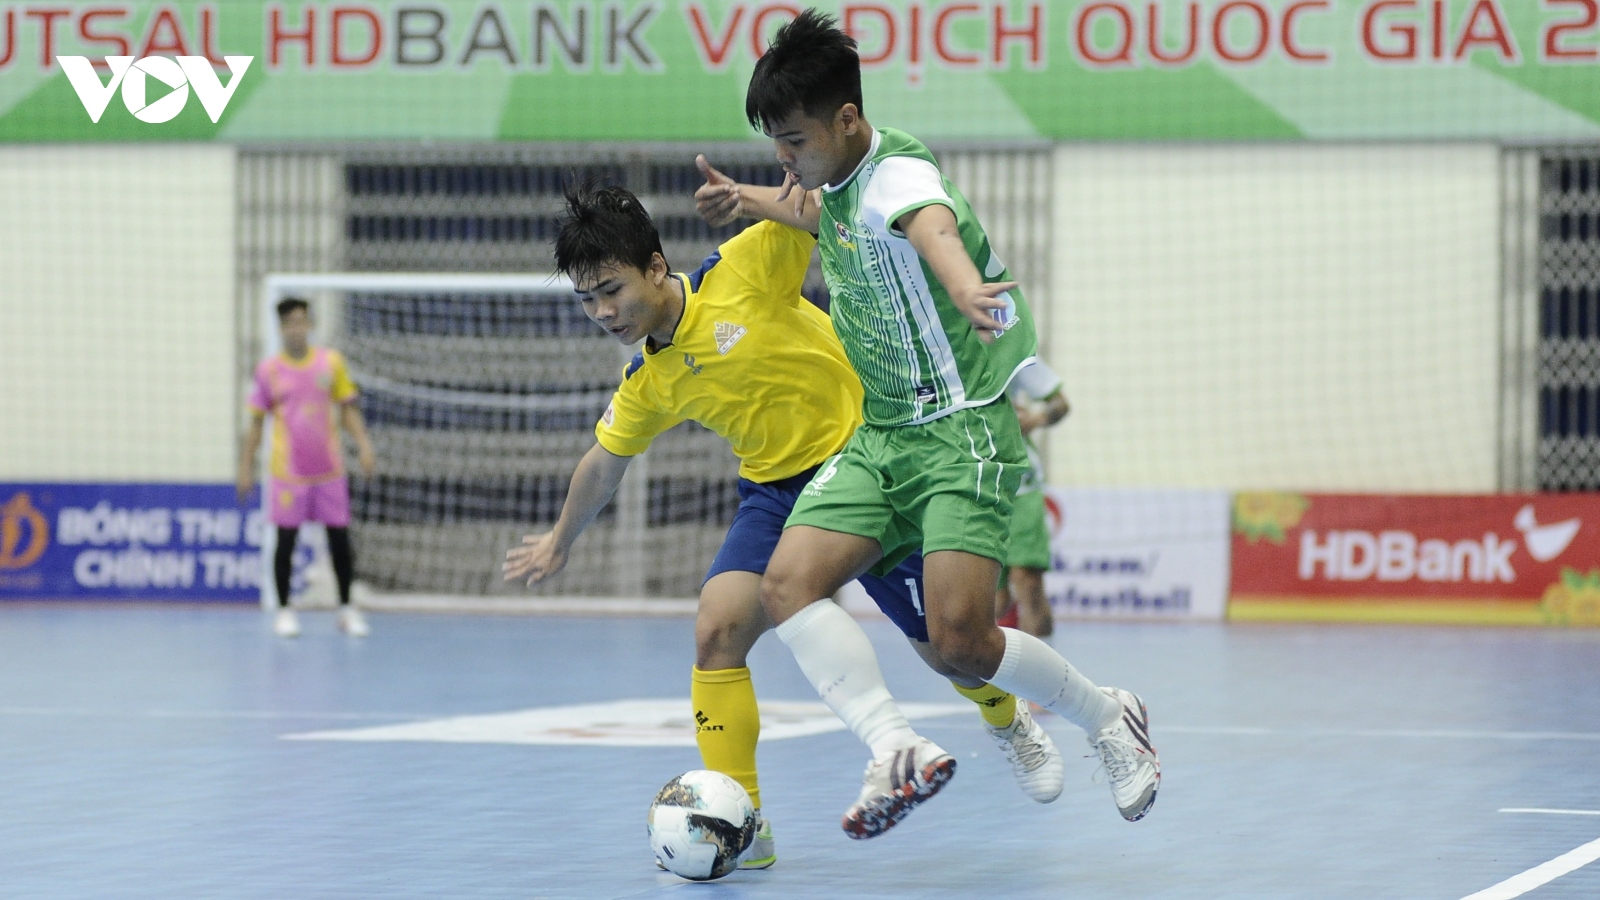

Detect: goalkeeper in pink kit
[238,297,377,638]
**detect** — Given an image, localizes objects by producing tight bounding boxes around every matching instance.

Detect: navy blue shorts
[705,465,930,642]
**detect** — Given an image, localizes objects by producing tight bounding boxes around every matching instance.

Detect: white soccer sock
[775,599,921,759]
[986,627,1121,733]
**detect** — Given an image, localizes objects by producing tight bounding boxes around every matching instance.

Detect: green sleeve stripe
[884,198,957,238]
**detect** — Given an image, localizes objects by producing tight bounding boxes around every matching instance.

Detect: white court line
[362,594,699,617]
[0,706,422,721]
[1159,725,1600,741]
[1460,836,1600,900]
[1500,808,1600,816]
[1159,725,1275,736]
[5,707,1598,742]
[283,699,971,747]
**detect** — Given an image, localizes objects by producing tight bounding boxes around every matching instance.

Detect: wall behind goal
[0,145,237,482]
[1049,143,1502,492]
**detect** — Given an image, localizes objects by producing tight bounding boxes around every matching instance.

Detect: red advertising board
[1229,493,1600,625]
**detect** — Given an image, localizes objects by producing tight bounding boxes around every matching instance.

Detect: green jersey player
[697,9,1159,838]
[997,360,1071,638]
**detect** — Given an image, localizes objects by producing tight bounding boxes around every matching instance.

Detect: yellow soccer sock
[691,666,762,809]
[953,681,1019,729]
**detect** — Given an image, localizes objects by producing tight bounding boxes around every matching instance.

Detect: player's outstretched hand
[358,444,377,477]
[236,472,254,505]
[952,281,1018,345]
[695,155,742,227]
[503,531,569,586]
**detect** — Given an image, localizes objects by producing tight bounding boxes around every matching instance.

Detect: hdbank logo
[59,56,252,124]
[0,492,50,571]
[1298,505,1584,585]
[1514,504,1581,562]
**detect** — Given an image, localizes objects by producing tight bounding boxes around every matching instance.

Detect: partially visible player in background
[238,298,376,639]
[996,361,1071,638]
[505,183,1057,870]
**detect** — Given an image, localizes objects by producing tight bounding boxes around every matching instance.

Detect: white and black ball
[647,770,757,881]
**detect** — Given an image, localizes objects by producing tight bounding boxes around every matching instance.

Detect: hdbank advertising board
[1042,487,1232,621]
[0,483,262,601]
[1230,493,1600,626]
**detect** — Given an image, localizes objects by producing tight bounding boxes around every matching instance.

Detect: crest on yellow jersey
[714,322,747,355]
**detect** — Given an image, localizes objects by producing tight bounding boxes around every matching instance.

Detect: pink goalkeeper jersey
[247,348,359,485]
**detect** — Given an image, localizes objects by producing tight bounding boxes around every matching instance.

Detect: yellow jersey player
[502,183,1058,869]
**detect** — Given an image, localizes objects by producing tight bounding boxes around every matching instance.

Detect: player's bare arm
[898,204,1016,345]
[237,410,266,504]
[694,155,821,233]
[340,403,377,477]
[504,443,632,586]
[1016,391,1070,436]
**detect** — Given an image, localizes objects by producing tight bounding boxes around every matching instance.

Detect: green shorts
[785,401,1027,571]
[1006,488,1052,570]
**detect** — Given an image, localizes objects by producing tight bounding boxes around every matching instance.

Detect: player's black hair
[554,183,666,287]
[745,9,863,133]
[276,297,310,319]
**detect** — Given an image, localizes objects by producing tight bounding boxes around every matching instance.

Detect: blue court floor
[1,603,1598,899]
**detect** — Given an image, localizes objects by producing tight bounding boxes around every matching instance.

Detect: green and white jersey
[819,127,1037,427]
[1008,360,1064,496]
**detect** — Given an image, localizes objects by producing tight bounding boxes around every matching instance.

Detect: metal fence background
[236,143,1054,597]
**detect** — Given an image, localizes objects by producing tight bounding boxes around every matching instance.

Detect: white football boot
[1088,687,1160,821]
[737,814,776,869]
[273,608,300,638]
[338,605,370,637]
[841,738,957,839]
[986,702,1064,803]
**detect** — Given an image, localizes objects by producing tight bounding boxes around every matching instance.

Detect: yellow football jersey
[594,221,864,483]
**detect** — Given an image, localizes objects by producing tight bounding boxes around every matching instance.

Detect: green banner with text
[1,0,1599,141]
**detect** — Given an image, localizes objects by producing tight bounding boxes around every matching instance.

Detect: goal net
[257,272,740,610]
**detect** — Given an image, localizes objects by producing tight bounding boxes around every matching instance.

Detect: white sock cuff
[775,598,836,645]
[994,627,1027,684]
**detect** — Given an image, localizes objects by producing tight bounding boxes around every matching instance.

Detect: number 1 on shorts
[905,578,923,616]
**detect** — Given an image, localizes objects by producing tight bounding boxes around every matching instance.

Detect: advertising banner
[1042,487,1232,621]
[0,483,263,601]
[1230,492,1600,625]
[0,1,1598,142]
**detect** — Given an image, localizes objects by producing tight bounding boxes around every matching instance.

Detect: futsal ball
[647,770,757,881]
